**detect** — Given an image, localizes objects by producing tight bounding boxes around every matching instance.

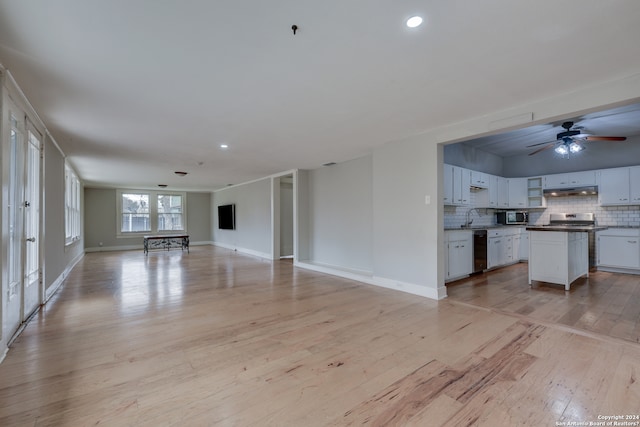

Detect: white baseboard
[212,241,272,260]
[294,261,446,300]
[372,275,447,300]
[597,266,640,275]
[85,244,141,253]
[85,241,213,253]
[294,261,376,285]
[0,346,7,365]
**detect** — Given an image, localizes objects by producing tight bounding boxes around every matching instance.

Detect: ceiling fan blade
[526,140,556,148]
[584,136,627,141]
[529,144,556,156]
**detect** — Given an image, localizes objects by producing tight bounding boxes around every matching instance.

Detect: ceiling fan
[527,121,627,156]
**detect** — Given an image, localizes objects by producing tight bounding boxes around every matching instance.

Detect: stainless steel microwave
[496,211,528,225]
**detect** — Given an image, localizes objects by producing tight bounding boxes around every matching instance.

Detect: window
[121,193,150,233]
[65,164,81,244]
[117,190,186,236]
[157,194,183,231]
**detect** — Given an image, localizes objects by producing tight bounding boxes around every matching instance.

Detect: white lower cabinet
[487,228,522,269]
[488,234,503,270]
[445,230,473,281]
[519,229,529,260]
[597,229,640,273]
[512,233,521,263]
[446,227,526,281]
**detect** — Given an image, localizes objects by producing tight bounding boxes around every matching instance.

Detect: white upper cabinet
[444,164,640,209]
[598,168,630,205]
[544,173,569,188]
[474,174,498,208]
[470,170,489,188]
[483,177,527,209]
[443,164,454,204]
[507,178,527,208]
[630,166,640,204]
[543,171,596,188]
[453,166,471,205]
[497,177,509,208]
[568,171,597,186]
[443,164,470,206]
[487,175,499,208]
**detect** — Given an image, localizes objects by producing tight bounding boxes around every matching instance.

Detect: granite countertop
[525,225,609,232]
[444,225,523,231]
[446,225,638,232]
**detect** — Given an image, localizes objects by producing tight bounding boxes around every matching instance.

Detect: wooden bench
[143,234,189,255]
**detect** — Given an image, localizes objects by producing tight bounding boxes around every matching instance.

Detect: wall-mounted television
[218,204,235,230]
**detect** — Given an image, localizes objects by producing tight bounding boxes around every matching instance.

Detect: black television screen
[218,204,235,230]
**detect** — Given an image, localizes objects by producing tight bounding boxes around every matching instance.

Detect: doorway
[271,173,295,260]
[279,175,294,258]
[4,98,42,343]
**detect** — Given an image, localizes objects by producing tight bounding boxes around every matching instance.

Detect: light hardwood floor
[446,263,640,344]
[1,248,639,426]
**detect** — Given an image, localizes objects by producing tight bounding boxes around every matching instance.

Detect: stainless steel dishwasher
[473,229,487,273]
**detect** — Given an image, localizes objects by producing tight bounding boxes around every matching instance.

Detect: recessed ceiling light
[406,16,423,28]
[220,144,229,149]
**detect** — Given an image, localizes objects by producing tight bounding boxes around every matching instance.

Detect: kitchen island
[527,213,607,291]
[526,228,589,290]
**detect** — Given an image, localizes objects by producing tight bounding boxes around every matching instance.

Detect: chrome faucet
[464,208,479,228]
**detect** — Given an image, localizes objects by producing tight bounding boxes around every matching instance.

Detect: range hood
[543,186,598,197]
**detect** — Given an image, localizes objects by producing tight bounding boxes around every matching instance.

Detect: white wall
[372,137,444,299]
[212,178,272,258]
[444,143,504,176]
[43,137,84,293]
[306,156,373,273]
[84,188,211,251]
[295,170,310,262]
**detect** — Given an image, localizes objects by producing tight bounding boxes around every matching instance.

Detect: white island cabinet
[527,230,588,291]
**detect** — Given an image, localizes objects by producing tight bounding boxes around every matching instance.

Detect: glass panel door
[23,126,42,318]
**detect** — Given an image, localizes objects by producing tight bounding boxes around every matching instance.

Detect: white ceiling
[1,1,640,191]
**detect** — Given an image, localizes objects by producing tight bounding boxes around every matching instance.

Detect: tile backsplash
[528,196,640,227]
[444,193,640,228]
[444,191,498,228]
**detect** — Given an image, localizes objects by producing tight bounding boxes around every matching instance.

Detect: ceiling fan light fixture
[569,141,583,153]
[555,144,569,155]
